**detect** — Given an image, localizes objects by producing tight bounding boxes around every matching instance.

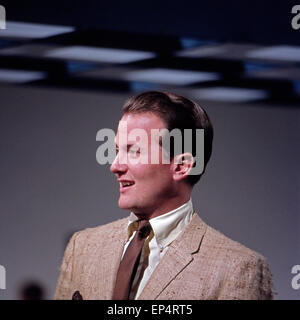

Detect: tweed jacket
[54,213,273,300]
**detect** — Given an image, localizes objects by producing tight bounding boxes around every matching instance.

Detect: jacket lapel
[138,213,207,300]
[103,236,127,299]
[88,218,128,299]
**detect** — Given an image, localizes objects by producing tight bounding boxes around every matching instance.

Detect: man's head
[110,91,213,219]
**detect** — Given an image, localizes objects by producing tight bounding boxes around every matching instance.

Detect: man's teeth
[121,182,134,187]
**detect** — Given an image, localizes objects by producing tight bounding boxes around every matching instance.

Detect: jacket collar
[138,213,207,300]
[96,218,128,299]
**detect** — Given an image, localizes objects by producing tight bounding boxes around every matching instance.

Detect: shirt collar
[127,198,194,248]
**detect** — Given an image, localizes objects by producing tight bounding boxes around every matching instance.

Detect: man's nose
[110,153,128,175]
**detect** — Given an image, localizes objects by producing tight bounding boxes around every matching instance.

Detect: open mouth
[119,181,135,191]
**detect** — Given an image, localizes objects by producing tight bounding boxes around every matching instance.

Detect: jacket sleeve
[218,254,274,300]
[54,232,79,300]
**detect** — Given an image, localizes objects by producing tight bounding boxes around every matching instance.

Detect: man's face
[110,112,177,218]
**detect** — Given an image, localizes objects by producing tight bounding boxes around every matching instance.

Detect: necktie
[112,219,151,300]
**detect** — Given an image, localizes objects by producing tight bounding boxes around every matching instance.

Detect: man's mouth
[119,181,135,192]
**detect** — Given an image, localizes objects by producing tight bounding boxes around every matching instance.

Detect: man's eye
[129,148,140,155]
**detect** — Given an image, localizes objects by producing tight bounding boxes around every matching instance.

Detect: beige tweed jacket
[54,213,274,300]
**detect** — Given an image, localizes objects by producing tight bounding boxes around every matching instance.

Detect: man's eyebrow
[114,142,136,149]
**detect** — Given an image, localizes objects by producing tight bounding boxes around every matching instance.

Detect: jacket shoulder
[72,217,128,246]
[204,224,265,261]
[191,221,274,299]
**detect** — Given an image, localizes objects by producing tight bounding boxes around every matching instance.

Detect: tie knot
[137,220,151,239]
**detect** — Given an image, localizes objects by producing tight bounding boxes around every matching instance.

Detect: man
[54,91,274,300]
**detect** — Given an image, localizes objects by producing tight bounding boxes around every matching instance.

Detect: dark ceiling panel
[1,0,300,45]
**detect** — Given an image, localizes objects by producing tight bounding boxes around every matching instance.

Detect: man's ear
[172,153,194,181]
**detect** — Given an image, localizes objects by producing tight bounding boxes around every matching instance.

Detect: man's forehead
[115,113,165,145]
[118,112,165,131]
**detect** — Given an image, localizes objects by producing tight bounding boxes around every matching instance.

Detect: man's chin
[118,199,133,211]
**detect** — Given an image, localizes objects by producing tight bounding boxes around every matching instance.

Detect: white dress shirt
[122,198,194,299]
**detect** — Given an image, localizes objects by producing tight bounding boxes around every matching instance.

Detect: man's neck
[133,195,191,220]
